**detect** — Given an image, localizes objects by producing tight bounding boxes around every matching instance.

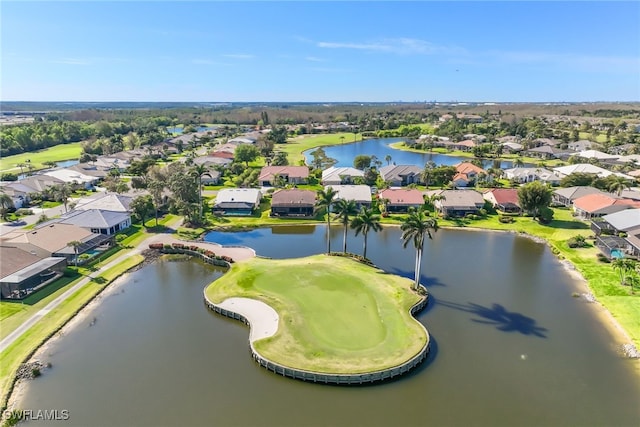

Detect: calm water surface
[303,138,534,169]
[18,227,640,426]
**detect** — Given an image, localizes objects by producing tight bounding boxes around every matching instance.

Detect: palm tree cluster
[315,188,439,291]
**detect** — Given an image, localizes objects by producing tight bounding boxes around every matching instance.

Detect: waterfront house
[0,246,67,300]
[483,189,521,213]
[524,145,575,160]
[378,165,423,186]
[42,209,132,236]
[259,166,309,186]
[1,223,111,261]
[326,185,372,210]
[572,193,640,219]
[552,186,605,207]
[378,188,424,213]
[213,188,262,216]
[270,189,316,217]
[553,164,633,180]
[503,167,562,185]
[75,193,134,213]
[321,166,364,185]
[432,189,485,217]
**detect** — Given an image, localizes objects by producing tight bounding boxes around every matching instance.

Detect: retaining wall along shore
[203,288,430,385]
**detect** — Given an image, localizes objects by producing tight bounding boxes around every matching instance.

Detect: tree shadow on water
[435,297,548,338]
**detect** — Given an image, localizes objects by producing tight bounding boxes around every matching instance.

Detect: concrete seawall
[203,287,430,385]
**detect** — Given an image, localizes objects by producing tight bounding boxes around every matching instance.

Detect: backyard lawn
[205,255,427,373]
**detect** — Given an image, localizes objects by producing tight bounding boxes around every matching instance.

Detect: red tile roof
[455,162,485,175]
[378,188,424,205]
[487,188,519,205]
[573,193,640,213]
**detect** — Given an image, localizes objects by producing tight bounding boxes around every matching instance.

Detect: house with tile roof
[270,189,316,217]
[377,188,424,213]
[259,166,309,186]
[44,209,132,235]
[483,188,521,213]
[572,193,640,219]
[452,162,485,187]
[552,186,606,207]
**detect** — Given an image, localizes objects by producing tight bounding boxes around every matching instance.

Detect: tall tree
[608,176,631,197]
[234,144,260,166]
[191,164,211,218]
[315,187,338,254]
[385,154,392,166]
[130,195,154,228]
[53,183,73,213]
[147,179,165,226]
[68,240,83,267]
[401,209,438,290]
[350,207,382,259]
[517,181,552,221]
[333,198,359,253]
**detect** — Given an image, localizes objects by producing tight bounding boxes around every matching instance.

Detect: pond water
[16,226,640,426]
[166,126,218,135]
[303,137,534,169]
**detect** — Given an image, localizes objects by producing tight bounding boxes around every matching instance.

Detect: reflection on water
[17,227,640,427]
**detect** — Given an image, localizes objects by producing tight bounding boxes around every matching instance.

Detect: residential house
[572,193,640,219]
[576,150,619,162]
[200,170,222,185]
[567,140,599,152]
[554,164,633,180]
[431,189,485,217]
[75,193,134,213]
[483,189,521,213]
[321,166,364,185]
[0,246,67,300]
[270,189,316,217]
[1,223,111,261]
[377,188,424,213]
[213,188,262,216]
[42,168,98,189]
[193,156,233,168]
[524,145,575,160]
[259,166,309,186]
[18,174,65,194]
[378,165,423,186]
[609,144,636,156]
[67,163,110,179]
[589,209,640,259]
[552,186,605,207]
[0,182,37,208]
[453,162,485,187]
[228,136,257,145]
[503,167,562,185]
[501,142,524,154]
[326,185,372,210]
[45,209,132,235]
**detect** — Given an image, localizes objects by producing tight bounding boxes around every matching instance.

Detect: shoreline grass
[279,133,362,164]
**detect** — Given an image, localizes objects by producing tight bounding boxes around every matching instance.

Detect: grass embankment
[387,141,565,167]
[206,255,426,373]
[0,143,83,173]
[0,255,144,409]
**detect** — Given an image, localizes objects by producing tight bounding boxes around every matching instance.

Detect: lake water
[16,226,640,426]
[166,126,218,135]
[303,137,533,169]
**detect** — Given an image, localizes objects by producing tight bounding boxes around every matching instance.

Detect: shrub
[567,235,589,248]
[163,244,172,250]
[15,208,33,215]
[148,243,164,249]
[498,215,515,223]
[596,253,611,263]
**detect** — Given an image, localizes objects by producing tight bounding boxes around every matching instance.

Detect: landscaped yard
[205,255,427,373]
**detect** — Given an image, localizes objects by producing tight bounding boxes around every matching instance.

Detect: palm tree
[68,240,83,267]
[53,183,72,212]
[385,154,392,166]
[315,187,338,254]
[401,209,438,290]
[423,193,446,214]
[191,164,211,219]
[350,207,382,259]
[0,191,14,221]
[612,258,636,288]
[608,176,630,197]
[514,158,524,168]
[333,198,358,253]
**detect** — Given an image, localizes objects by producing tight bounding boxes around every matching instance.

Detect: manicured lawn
[205,255,427,373]
[0,142,83,173]
[279,133,361,164]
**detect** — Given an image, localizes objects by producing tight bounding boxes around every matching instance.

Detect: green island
[205,255,427,374]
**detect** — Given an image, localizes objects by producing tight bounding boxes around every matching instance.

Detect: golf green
[205,255,429,374]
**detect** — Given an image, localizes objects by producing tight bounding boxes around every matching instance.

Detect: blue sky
[2,1,639,102]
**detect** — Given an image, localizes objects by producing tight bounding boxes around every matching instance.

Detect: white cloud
[305,56,325,62]
[316,38,466,56]
[51,58,91,65]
